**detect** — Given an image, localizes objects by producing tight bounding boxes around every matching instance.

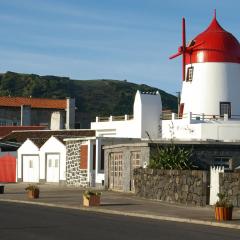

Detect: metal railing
[161,112,240,121]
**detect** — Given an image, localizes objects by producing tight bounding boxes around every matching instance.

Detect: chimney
[65,97,75,129]
[21,105,31,126]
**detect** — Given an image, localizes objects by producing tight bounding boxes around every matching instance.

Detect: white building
[17,139,41,183]
[40,136,66,183]
[17,136,66,183]
[91,90,162,139]
[164,13,240,142]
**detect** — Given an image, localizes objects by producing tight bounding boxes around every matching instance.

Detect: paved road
[0,202,239,240]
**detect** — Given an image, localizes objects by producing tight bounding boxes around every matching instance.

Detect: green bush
[148,144,194,170]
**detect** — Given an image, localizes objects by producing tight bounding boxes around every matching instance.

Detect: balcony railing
[161,112,240,122]
[96,115,134,122]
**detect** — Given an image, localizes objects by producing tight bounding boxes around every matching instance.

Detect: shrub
[148,144,194,170]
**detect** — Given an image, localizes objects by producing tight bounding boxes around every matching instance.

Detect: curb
[1,199,240,230]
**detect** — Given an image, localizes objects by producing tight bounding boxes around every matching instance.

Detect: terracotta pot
[83,195,100,207]
[215,206,233,221]
[27,189,40,199]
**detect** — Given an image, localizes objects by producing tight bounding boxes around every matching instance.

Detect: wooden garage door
[23,155,39,182]
[46,153,60,183]
[109,152,123,190]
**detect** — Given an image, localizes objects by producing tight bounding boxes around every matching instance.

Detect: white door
[23,155,40,182]
[46,154,60,182]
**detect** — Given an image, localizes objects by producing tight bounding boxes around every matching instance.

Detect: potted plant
[215,193,233,221]
[83,190,101,207]
[25,185,40,199]
[0,185,4,194]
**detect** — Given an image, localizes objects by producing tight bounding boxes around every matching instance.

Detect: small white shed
[17,139,42,183]
[40,136,66,183]
[17,136,66,184]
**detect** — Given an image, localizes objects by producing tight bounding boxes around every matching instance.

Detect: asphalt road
[0,202,239,240]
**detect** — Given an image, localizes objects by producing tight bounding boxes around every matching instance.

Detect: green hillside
[0,71,177,127]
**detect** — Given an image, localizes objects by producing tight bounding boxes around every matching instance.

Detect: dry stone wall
[134,168,209,206]
[219,172,240,207]
[66,140,88,187]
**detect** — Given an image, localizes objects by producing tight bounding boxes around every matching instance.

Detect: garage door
[46,153,60,183]
[23,155,39,182]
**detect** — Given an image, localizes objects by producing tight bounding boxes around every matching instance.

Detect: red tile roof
[0,96,67,109]
[0,126,47,139]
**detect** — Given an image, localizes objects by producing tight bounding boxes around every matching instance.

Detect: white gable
[18,139,39,154]
[40,136,65,152]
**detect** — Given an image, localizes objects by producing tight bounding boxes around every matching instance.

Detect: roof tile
[0,96,67,109]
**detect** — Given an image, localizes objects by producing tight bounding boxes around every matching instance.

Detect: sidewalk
[1,183,240,230]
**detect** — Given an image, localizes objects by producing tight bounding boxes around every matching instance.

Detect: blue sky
[0,0,240,94]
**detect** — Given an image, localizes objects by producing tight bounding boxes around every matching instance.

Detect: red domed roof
[185,16,240,64]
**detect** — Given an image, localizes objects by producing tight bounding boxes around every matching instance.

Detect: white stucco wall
[91,90,162,139]
[40,136,66,181]
[17,139,40,179]
[162,119,240,141]
[181,62,240,116]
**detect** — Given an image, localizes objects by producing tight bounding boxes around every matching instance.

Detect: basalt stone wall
[134,168,209,206]
[66,140,88,187]
[219,172,240,207]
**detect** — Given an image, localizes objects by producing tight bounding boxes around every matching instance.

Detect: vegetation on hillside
[0,71,177,126]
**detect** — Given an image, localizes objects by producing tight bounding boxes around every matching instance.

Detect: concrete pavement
[1,183,240,230]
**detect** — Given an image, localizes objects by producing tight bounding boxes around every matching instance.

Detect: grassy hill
[0,71,177,127]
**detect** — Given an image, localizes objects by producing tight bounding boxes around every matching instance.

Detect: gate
[130,151,141,192]
[0,154,16,182]
[210,166,224,205]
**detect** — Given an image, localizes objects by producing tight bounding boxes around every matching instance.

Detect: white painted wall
[17,139,40,180]
[162,118,240,141]
[181,62,240,116]
[91,91,162,139]
[40,136,66,181]
[210,166,224,205]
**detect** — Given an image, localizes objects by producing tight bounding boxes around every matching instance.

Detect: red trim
[179,103,184,118]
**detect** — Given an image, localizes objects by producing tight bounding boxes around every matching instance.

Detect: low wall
[220,172,240,207]
[133,168,209,206]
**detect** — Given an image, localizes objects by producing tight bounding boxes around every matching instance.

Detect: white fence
[210,166,224,205]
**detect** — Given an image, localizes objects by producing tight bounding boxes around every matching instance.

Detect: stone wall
[134,168,209,206]
[219,172,240,207]
[66,140,88,187]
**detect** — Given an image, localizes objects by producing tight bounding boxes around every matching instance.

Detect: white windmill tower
[170,11,240,119]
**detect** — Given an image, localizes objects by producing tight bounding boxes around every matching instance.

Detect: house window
[213,157,232,170]
[55,159,58,168]
[48,159,52,168]
[186,67,194,82]
[29,160,33,168]
[220,102,231,118]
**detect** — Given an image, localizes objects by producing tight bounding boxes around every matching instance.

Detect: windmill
[169,18,204,81]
